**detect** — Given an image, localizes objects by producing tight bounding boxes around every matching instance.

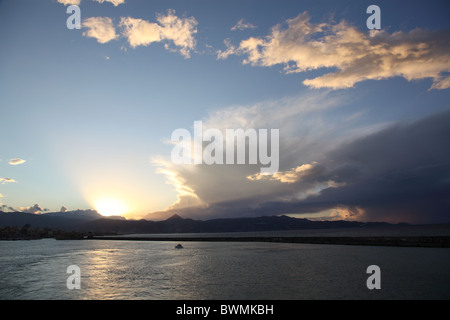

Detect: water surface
[0,239,449,299]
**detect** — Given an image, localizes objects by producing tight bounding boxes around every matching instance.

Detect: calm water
[0,239,449,300]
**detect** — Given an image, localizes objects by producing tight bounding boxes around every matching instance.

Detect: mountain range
[0,210,402,234]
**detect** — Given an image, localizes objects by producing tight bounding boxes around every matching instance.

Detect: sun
[95,198,128,217]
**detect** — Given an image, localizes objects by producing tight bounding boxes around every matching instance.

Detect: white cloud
[150,91,353,219]
[120,9,198,58]
[93,0,124,6]
[19,204,46,214]
[248,162,318,184]
[57,0,81,5]
[119,17,162,47]
[219,12,450,90]
[430,76,450,90]
[57,0,125,6]
[82,17,118,44]
[1,205,16,212]
[152,157,204,211]
[151,106,450,223]
[231,18,256,31]
[0,178,16,184]
[8,158,26,166]
[217,38,237,60]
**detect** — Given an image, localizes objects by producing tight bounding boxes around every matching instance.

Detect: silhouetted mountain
[166,214,184,221]
[44,209,102,221]
[81,214,399,234]
[0,210,102,230]
[0,210,403,234]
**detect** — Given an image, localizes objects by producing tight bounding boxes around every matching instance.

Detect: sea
[1,226,450,300]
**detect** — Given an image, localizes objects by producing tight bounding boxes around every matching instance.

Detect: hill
[0,210,399,234]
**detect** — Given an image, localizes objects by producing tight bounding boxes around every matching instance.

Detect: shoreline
[89,235,450,248]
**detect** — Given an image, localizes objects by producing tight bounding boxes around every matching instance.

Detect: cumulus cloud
[0,178,16,184]
[248,162,319,184]
[82,17,118,44]
[150,91,354,220]
[120,9,198,58]
[62,6,198,58]
[153,158,205,211]
[60,206,68,213]
[218,12,450,90]
[18,204,48,214]
[1,205,17,212]
[8,158,26,166]
[238,109,450,224]
[119,17,162,47]
[93,0,124,6]
[151,88,450,223]
[57,0,124,5]
[217,38,238,60]
[231,18,256,31]
[57,0,81,5]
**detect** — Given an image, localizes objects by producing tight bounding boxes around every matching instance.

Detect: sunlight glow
[95,198,128,216]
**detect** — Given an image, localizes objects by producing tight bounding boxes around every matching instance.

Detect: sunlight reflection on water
[0,239,449,300]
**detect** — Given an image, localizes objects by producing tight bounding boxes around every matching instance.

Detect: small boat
[175,244,183,249]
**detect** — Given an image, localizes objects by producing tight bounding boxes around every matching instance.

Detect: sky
[0,0,449,224]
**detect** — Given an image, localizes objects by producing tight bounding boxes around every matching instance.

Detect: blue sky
[1,0,449,223]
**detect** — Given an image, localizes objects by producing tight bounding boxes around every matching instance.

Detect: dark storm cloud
[256,109,450,223]
[159,109,450,223]
[308,109,450,223]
